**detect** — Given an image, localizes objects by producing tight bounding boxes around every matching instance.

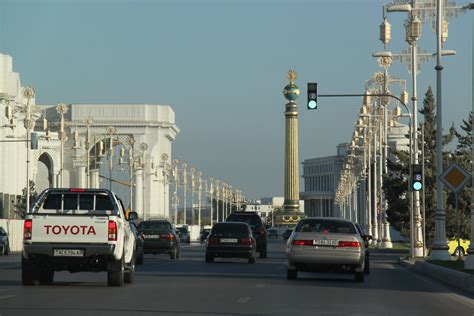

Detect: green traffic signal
[307,82,318,110]
[308,100,317,109]
[411,164,423,191]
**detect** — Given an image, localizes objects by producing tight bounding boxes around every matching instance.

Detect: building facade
[0,53,179,220]
[301,143,346,218]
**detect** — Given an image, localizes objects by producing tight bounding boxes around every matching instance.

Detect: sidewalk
[398,257,474,295]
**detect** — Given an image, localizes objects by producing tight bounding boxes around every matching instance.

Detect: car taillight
[240,237,253,245]
[108,220,117,241]
[207,237,219,245]
[160,233,175,241]
[24,219,32,241]
[291,240,313,246]
[337,241,361,248]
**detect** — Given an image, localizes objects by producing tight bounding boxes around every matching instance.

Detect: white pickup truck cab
[22,188,138,286]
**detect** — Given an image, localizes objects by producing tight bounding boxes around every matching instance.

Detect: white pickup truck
[22,188,138,286]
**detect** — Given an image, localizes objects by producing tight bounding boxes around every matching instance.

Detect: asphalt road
[0,239,473,316]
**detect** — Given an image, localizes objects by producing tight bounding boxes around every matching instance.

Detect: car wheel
[0,245,4,256]
[107,255,125,287]
[205,253,214,263]
[4,244,9,256]
[355,271,365,282]
[170,247,178,260]
[22,256,40,286]
[248,257,256,264]
[124,255,135,284]
[287,268,297,280]
[187,238,190,244]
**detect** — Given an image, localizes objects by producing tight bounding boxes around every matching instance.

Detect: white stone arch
[35,151,56,192]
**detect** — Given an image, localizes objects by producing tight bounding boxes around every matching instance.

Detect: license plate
[314,239,338,246]
[145,235,160,239]
[220,238,238,243]
[53,249,84,257]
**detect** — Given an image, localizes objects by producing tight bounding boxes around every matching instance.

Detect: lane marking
[237,296,251,304]
[0,295,16,300]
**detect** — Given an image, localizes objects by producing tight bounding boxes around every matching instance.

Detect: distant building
[245,197,304,226]
[300,143,346,218]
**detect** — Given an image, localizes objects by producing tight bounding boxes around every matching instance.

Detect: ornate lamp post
[84,117,94,188]
[127,136,135,208]
[215,179,220,222]
[56,103,68,188]
[172,159,180,225]
[190,166,196,225]
[181,162,188,225]
[209,177,214,225]
[197,171,203,227]
[106,126,117,191]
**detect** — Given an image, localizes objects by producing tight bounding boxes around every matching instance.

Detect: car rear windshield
[177,227,188,233]
[36,192,116,215]
[212,223,249,234]
[295,219,356,235]
[226,214,261,228]
[138,221,171,231]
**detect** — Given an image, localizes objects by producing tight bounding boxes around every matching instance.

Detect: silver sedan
[286,217,367,282]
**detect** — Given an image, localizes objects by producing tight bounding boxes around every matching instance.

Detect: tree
[384,87,458,244]
[14,180,38,219]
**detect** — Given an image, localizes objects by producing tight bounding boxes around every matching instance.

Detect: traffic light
[411,164,423,191]
[307,83,318,110]
[30,132,38,150]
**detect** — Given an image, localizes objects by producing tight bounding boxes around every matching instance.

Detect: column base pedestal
[429,248,451,260]
[381,240,393,248]
[464,251,474,269]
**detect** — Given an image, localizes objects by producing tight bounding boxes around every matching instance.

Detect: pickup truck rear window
[38,192,116,214]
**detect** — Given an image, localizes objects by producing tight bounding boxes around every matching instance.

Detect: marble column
[282,70,301,213]
[134,168,144,219]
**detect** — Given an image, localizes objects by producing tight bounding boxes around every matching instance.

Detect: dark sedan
[0,227,10,256]
[205,222,257,264]
[130,222,144,265]
[138,220,180,259]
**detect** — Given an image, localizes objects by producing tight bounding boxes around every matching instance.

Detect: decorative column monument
[282,70,301,214]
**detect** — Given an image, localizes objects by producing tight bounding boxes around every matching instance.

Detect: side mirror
[363,235,373,241]
[127,211,138,221]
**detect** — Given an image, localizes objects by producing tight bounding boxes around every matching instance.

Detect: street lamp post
[172,159,180,225]
[21,87,36,213]
[56,103,68,188]
[84,117,94,188]
[190,167,196,225]
[215,179,220,222]
[182,162,188,225]
[198,171,203,227]
[127,137,135,209]
[209,177,214,225]
[106,126,117,191]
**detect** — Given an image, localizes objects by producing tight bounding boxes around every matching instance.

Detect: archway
[36,152,55,192]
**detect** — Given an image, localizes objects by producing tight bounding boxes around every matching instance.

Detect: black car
[267,229,278,239]
[0,227,10,256]
[282,229,293,240]
[205,222,257,264]
[137,220,180,259]
[200,228,211,243]
[130,222,144,265]
[177,226,191,244]
[355,223,371,274]
[226,212,267,258]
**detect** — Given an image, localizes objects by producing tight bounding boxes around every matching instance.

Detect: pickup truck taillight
[24,219,32,241]
[108,220,117,241]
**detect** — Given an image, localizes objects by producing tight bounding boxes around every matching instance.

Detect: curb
[399,258,474,295]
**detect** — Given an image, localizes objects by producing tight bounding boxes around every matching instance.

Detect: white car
[23,188,137,286]
[286,217,367,282]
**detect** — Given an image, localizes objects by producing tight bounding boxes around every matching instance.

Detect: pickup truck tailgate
[30,215,110,243]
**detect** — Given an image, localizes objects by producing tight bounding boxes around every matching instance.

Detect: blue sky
[1,0,472,199]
